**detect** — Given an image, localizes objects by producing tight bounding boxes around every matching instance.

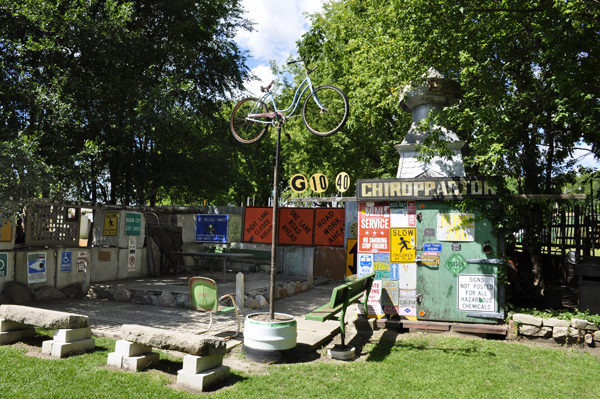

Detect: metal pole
[269,126,282,319]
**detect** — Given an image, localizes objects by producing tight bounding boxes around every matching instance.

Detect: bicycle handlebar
[286,59,317,75]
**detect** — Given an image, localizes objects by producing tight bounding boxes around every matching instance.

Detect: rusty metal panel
[314,246,346,281]
[452,324,507,335]
[401,320,452,331]
[25,202,81,247]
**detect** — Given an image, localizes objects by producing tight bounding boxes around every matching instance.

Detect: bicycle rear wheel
[302,85,349,137]
[230,97,270,144]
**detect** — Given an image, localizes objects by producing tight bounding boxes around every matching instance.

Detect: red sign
[358,202,390,253]
[243,207,273,244]
[408,201,416,214]
[278,208,314,245]
[314,208,345,247]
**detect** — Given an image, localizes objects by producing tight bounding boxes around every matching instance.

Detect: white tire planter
[243,313,297,363]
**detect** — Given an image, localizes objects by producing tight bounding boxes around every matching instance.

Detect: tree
[0,0,253,209]
[296,0,600,285]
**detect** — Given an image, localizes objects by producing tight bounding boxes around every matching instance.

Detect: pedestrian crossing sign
[390,227,416,262]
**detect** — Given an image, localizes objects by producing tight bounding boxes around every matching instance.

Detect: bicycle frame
[246,72,325,125]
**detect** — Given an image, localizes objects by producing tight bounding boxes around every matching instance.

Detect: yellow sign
[345,238,357,277]
[103,212,119,236]
[420,254,440,266]
[309,173,328,193]
[335,172,350,192]
[0,219,12,242]
[390,227,416,262]
[290,174,308,193]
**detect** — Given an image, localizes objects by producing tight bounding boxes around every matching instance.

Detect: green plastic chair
[188,277,240,340]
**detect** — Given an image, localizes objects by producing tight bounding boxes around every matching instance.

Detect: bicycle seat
[261,80,274,93]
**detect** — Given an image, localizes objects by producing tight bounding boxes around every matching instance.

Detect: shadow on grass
[366,333,498,362]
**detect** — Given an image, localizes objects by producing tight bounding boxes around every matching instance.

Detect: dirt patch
[247,313,294,322]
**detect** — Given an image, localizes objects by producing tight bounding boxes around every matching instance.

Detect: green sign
[444,253,467,276]
[125,212,142,236]
[0,253,7,277]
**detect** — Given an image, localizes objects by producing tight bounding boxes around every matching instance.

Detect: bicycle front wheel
[230,97,270,144]
[302,85,349,137]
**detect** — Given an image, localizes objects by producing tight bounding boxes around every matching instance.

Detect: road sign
[390,227,416,262]
[61,251,72,273]
[125,212,142,236]
[103,212,118,236]
[290,174,308,193]
[335,172,350,192]
[309,173,328,193]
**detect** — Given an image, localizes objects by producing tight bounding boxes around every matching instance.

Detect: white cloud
[237,0,323,93]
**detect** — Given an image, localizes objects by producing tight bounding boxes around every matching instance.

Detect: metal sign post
[269,126,282,319]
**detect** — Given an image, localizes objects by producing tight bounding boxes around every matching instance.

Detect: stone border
[85,277,328,311]
[512,313,600,346]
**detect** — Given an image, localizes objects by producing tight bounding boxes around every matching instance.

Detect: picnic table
[170,251,254,283]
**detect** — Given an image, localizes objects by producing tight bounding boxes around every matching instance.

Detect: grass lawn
[0,328,598,398]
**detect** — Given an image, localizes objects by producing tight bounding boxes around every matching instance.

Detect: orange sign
[243,207,273,244]
[278,208,314,246]
[314,208,345,247]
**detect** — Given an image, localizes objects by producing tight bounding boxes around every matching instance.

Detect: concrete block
[41,338,95,358]
[122,353,160,371]
[181,354,223,374]
[107,351,160,371]
[0,328,36,344]
[512,313,543,327]
[177,365,230,392]
[53,327,92,343]
[0,319,28,332]
[14,250,57,290]
[114,340,153,357]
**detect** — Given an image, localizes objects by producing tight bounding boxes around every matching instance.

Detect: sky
[235,0,324,95]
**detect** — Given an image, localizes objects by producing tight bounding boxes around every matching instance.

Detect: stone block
[53,327,92,343]
[0,328,36,344]
[594,331,600,342]
[0,305,89,329]
[512,313,543,327]
[120,325,226,356]
[177,365,230,392]
[107,351,160,371]
[114,340,153,357]
[41,338,95,358]
[571,318,599,331]
[519,325,552,337]
[553,326,580,341]
[181,354,223,374]
[542,318,570,328]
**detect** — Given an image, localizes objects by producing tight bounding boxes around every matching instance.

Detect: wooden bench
[0,305,95,358]
[107,324,229,392]
[305,273,376,347]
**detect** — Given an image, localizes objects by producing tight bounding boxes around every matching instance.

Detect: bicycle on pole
[230,59,349,144]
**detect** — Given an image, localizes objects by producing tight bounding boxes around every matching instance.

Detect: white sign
[77,251,88,272]
[27,252,46,284]
[437,213,475,242]
[128,237,136,272]
[457,274,496,312]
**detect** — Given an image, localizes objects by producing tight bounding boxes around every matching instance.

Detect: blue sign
[390,263,399,280]
[195,215,228,243]
[358,254,373,277]
[424,243,443,252]
[61,251,73,272]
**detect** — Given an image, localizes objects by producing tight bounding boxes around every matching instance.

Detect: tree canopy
[0,0,252,212]
[295,0,600,195]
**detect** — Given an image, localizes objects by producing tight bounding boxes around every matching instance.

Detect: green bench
[306,272,376,347]
[204,246,272,273]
